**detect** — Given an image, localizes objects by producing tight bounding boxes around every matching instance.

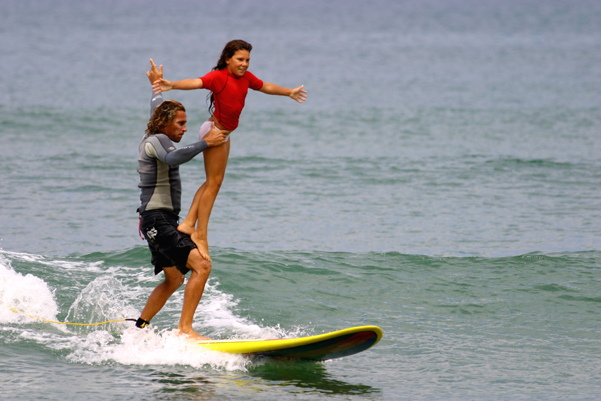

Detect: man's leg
[139,266,185,324]
[177,248,212,340]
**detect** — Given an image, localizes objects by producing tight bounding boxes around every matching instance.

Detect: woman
[151,39,307,261]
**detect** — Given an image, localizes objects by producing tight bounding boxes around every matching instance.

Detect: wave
[0,248,310,371]
[2,247,599,372]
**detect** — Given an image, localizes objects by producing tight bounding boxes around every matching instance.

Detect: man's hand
[202,124,228,147]
[146,58,163,84]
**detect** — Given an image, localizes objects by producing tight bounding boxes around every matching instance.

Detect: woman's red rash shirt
[200,69,264,130]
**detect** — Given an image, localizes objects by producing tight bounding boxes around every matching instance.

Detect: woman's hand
[152,78,173,94]
[289,85,307,103]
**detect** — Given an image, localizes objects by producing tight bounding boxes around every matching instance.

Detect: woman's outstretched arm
[148,59,204,94]
[152,78,204,94]
[259,83,307,103]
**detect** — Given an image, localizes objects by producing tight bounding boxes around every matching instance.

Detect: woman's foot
[191,231,211,262]
[178,222,195,236]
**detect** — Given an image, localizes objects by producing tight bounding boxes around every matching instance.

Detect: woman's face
[226,50,250,77]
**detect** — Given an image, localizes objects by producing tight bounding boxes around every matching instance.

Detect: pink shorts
[199,121,230,142]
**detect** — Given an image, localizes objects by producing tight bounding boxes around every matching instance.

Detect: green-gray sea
[1,1,600,400]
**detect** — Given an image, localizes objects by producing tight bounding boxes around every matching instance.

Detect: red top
[200,69,264,130]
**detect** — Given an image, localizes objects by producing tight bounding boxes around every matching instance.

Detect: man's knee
[163,267,185,289]
[165,277,184,292]
[187,249,212,275]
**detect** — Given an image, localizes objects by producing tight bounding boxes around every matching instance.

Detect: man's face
[162,111,187,142]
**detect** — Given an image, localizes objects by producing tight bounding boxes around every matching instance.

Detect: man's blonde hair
[146,100,186,136]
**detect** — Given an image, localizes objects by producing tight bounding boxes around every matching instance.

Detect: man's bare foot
[177,222,195,236]
[190,231,211,261]
[178,328,211,341]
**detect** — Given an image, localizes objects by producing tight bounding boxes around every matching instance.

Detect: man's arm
[150,92,163,116]
[145,125,227,166]
[145,135,208,167]
[148,59,164,115]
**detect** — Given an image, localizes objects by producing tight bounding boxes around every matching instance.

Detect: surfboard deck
[188,325,383,361]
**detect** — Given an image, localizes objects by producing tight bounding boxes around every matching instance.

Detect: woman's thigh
[203,139,231,182]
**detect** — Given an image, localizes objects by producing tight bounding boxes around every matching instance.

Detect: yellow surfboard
[189,325,383,361]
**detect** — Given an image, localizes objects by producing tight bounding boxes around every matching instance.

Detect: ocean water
[1,0,600,400]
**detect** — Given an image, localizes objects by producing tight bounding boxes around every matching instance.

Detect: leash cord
[0,303,136,326]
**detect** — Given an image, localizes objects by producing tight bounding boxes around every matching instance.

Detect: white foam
[60,278,311,371]
[0,253,60,326]
[0,250,309,372]
[66,276,139,335]
[67,326,253,371]
[197,278,299,340]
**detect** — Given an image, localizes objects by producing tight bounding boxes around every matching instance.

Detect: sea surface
[1,0,600,400]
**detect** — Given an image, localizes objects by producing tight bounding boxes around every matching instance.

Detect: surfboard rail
[189,325,383,361]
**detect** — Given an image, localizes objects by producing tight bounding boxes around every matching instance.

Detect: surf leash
[0,303,137,326]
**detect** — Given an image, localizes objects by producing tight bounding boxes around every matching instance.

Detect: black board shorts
[140,210,196,275]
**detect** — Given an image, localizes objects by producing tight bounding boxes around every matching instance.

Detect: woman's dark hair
[207,40,253,114]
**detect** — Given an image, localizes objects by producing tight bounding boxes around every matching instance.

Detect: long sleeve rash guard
[137,92,208,215]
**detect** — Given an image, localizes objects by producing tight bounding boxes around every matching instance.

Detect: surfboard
[189,325,383,361]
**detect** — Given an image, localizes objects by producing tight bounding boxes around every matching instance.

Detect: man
[135,60,226,340]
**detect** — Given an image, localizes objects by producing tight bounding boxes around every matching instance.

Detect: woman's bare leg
[178,121,217,236]
[189,139,230,261]
[178,183,207,235]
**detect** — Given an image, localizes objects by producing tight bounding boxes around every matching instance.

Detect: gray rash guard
[137,92,209,215]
